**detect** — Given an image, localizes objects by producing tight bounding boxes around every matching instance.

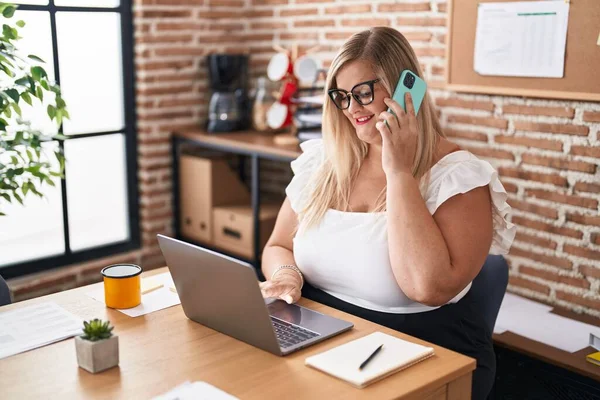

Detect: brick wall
[10,0,600,319]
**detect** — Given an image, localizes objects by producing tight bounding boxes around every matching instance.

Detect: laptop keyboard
[271,317,319,348]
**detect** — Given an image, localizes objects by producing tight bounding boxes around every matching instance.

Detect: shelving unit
[171,129,301,273]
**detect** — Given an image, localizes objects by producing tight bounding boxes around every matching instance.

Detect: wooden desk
[0,268,475,400]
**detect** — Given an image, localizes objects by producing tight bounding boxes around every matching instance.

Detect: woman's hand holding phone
[376,93,419,176]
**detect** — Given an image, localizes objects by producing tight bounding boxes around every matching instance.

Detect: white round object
[267,102,288,129]
[267,52,290,81]
[294,55,321,83]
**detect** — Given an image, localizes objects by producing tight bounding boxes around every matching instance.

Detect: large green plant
[0,2,68,216]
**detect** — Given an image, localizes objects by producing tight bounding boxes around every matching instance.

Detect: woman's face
[333,60,390,144]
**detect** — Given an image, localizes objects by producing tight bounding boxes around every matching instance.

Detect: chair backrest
[470,255,509,335]
[0,274,12,306]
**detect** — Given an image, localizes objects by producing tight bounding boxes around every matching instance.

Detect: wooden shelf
[173,129,302,161]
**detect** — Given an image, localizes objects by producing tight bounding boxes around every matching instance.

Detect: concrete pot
[75,335,119,373]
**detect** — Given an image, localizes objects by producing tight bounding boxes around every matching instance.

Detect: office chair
[470,254,509,400]
[471,254,509,335]
[0,274,11,306]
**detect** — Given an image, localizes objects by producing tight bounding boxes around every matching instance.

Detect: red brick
[140,10,192,18]
[570,146,600,158]
[154,47,206,56]
[519,265,590,289]
[566,213,600,227]
[525,189,598,210]
[592,233,600,246]
[509,246,573,270]
[340,18,390,27]
[564,244,600,261]
[141,0,204,3]
[325,31,355,40]
[436,98,495,112]
[508,199,559,219]
[582,111,600,123]
[515,232,557,250]
[294,19,335,28]
[252,0,287,4]
[511,216,581,239]
[325,4,371,14]
[502,181,518,193]
[378,2,430,12]
[580,265,600,280]
[397,17,446,26]
[444,128,488,142]
[463,145,515,160]
[431,65,445,76]
[573,182,600,194]
[509,275,550,295]
[246,10,274,17]
[413,47,445,57]
[513,121,589,136]
[494,135,563,151]
[209,0,245,6]
[137,84,191,96]
[499,167,567,187]
[280,8,317,17]
[11,273,77,297]
[503,104,575,118]
[556,291,600,310]
[521,154,596,174]
[250,21,287,30]
[447,114,508,129]
[401,31,433,42]
[438,2,448,12]
[280,32,319,40]
[197,10,243,18]
[156,97,203,108]
[295,0,334,3]
[137,60,194,72]
[136,34,193,44]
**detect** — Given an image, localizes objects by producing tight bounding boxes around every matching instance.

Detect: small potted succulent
[75,318,119,373]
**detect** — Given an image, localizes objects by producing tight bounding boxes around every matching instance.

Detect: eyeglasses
[327,79,380,110]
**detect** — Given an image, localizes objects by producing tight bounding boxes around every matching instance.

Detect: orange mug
[101,264,142,309]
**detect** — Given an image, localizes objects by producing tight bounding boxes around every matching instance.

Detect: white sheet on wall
[474,1,570,78]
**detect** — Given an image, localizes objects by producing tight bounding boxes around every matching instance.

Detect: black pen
[359,344,384,370]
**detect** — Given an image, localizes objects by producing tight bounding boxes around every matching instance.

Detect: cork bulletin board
[445,0,600,101]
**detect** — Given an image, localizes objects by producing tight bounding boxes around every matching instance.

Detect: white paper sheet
[86,272,180,317]
[152,381,238,400]
[0,302,83,360]
[474,1,569,78]
[493,293,600,352]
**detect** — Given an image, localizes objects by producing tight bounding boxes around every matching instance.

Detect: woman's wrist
[271,265,304,288]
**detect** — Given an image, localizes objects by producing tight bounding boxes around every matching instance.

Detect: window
[0,0,139,278]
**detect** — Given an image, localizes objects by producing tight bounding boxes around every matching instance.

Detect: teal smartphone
[388,69,427,116]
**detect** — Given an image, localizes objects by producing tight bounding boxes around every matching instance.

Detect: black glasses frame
[328,78,380,110]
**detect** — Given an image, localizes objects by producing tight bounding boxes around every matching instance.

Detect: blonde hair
[298,27,445,231]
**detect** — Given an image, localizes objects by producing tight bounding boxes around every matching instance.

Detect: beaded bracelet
[271,264,304,289]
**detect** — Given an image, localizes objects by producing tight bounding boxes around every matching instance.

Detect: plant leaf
[16,20,25,28]
[2,6,16,18]
[13,192,23,205]
[28,55,46,64]
[21,92,32,105]
[6,88,19,103]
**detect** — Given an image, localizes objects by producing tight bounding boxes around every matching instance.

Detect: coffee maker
[206,54,251,133]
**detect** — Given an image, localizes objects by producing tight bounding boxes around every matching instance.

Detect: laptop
[157,234,354,356]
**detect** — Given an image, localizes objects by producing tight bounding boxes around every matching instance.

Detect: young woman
[260,27,515,399]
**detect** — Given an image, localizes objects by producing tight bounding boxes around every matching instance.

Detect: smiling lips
[355,115,374,125]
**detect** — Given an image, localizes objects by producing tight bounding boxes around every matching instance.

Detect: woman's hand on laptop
[260,272,302,304]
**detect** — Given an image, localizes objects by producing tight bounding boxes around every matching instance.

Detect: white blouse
[285,139,516,314]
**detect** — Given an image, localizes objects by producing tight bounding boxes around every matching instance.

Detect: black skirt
[302,283,495,400]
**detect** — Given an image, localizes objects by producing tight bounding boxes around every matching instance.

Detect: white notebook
[305,331,435,388]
